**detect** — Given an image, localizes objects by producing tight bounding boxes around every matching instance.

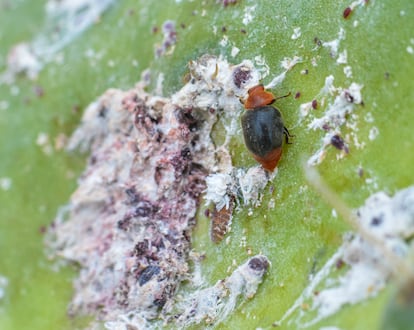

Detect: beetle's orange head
[244,84,276,110]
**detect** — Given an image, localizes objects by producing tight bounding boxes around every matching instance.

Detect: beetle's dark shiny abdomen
[241,106,285,158]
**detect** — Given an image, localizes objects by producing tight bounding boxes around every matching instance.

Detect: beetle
[241,84,292,171]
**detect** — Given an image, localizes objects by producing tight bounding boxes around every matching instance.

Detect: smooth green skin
[0,1,413,329]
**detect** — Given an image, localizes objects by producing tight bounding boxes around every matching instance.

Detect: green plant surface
[0,0,413,329]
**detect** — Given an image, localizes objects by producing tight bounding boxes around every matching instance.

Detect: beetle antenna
[274,92,291,102]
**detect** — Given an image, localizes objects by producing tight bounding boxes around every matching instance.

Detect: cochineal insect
[241,85,293,171]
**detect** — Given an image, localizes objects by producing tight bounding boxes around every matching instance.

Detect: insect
[210,196,235,243]
[241,84,292,171]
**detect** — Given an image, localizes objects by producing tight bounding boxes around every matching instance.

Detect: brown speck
[152,26,158,34]
[240,28,247,34]
[322,123,331,131]
[314,37,322,47]
[220,0,237,7]
[336,258,345,269]
[132,240,149,257]
[248,256,269,272]
[344,90,354,103]
[221,26,227,33]
[311,99,318,109]
[72,104,80,114]
[180,23,186,29]
[211,197,235,243]
[233,66,251,88]
[331,134,349,153]
[343,7,352,19]
[295,91,301,99]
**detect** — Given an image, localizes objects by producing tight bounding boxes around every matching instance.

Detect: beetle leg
[283,127,295,144]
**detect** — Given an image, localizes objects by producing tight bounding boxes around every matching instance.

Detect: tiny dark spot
[154,164,163,185]
[331,134,349,153]
[152,26,158,34]
[343,7,352,19]
[98,106,108,118]
[155,130,163,143]
[180,23,186,29]
[132,240,148,257]
[175,108,198,131]
[134,200,157,217]
[90,155,99,165]
[138,265,160,286]
[181,147,192,161]
[344,91,354,103]
[358,167,364,178]
[295,91,301,99]
[312,99,318,109]
[322,123,331,131]
[240,28,247,34]
[204,208,211,218]
[117,218,131,231]
[72,104,80,114]
[384,72,390,80]
[221,0,237,7]
[371,216,383,226]
[314,37,322,47]
[153,297,167,308]
[336,258,345,269]
[221,26,227,33]
[125,187,139,204]
[248,256,269,272]
[233,66,251,88]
